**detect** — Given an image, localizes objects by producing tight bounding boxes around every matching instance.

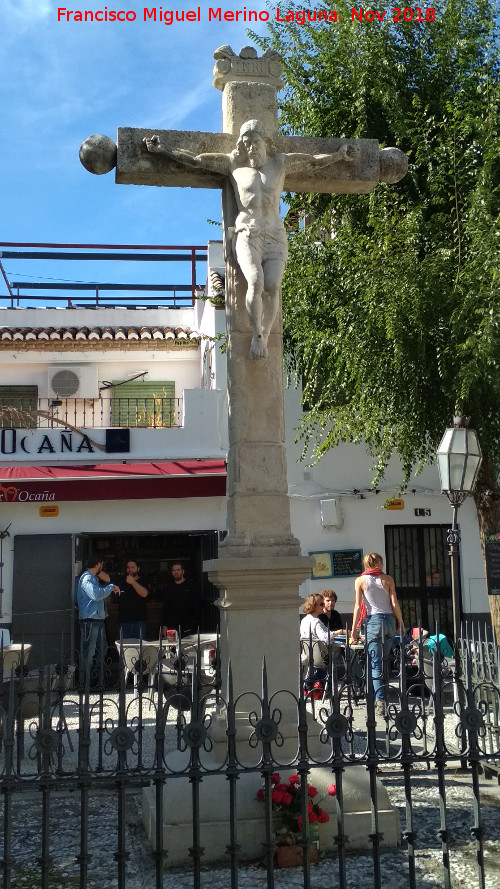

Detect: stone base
[142,758,400,867]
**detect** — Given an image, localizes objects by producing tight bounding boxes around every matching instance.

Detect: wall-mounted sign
[331,550,363,577]
[0,428,101,457]
[310,549,363,579]
[484,533,500,595]
[39,505,59,517]
[415,508,431,517]
[310,551,334,579]
[385,498,404,510]
[105,429,130,453]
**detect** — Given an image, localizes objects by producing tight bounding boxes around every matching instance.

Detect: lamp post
[436,416,483,644]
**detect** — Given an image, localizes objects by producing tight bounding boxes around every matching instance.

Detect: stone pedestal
[142,764,400,867]
[205,555,309,701]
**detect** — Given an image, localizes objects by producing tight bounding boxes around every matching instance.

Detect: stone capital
[213,46,284,92]
[204,555,312,610]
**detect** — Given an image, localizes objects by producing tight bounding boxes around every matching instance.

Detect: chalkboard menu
[331,550,363,578]
[484,534,500,596]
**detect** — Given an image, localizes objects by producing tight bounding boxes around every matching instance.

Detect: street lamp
[436,416,483,643]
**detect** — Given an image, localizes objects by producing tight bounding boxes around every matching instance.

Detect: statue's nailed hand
[337,143,355,163]
[142,138,199,165]
[142,134,167,154]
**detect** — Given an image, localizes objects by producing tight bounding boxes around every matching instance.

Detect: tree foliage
[251,0,500,486]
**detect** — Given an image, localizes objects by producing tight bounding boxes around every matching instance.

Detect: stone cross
[80,46,408,704]
[81,50,408,851]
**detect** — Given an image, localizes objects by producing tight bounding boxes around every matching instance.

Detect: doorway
[12,534,75,665]
[76,530,220,641]
[385,524,455,636]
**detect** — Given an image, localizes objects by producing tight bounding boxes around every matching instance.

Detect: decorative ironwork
[108,725,136,753]
[394,708,418,736]
[34,726,60,755]
[324,712,349,740]
[0,626,497,889]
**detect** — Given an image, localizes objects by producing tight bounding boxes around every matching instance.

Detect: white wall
[0,494,227,622]
[283,385,488,618]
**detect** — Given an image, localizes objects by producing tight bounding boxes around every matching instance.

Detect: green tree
[252,0,500,636]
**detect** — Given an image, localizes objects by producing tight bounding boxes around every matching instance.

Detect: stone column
[204,53,311,712]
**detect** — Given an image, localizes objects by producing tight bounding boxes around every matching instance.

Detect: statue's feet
[250,335,268,359]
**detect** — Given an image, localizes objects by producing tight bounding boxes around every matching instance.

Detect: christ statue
[144,119,354,359]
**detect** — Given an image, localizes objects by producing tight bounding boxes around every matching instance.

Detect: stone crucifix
[80,45,408,563]
[80,46,406,365]
[144,118,355,359]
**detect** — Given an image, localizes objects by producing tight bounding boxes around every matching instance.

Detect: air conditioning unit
[47,365,99,399]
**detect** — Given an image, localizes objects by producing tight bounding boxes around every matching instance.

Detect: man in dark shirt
[318,590,344,636]
[161,562,197,638]
[115,559,149,639]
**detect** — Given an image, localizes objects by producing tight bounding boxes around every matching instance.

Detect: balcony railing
[0,397,183,429]
[0,242,207,308]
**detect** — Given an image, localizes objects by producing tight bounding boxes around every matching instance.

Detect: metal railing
[0,242,207,308]
[0,630,497,889]
[0,396,183,429]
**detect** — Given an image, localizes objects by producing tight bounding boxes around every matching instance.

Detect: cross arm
[277,136,407,194]
[84,128,407,194]
[116,128,235,187]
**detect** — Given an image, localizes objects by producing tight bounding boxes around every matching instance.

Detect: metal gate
[385,524,455,636]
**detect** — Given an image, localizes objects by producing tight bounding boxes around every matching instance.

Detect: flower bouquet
[256,772,335,861]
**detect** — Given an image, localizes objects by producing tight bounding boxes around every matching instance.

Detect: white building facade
[0,240,490,661]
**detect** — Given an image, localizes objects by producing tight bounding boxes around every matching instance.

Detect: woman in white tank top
[350,553,404,716]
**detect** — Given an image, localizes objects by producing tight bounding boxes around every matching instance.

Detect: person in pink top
[350,553,404,716]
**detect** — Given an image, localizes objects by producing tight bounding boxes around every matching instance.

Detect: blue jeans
[120,620,147,640]
[365,614,396,701]
[80,619,106,677]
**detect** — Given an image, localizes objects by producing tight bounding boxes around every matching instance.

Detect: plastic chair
[2,644,32,675]
[118,640,160,694]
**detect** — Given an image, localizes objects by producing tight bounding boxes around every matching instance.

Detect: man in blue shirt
[77,554,120,678]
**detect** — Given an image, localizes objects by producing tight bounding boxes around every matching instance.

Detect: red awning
[0,461,226,502]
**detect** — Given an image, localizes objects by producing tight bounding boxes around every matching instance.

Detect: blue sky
[0,1,271,299]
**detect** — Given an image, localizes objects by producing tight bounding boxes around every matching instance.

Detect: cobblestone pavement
[2,692,500,889]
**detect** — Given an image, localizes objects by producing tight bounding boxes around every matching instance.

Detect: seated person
[411,629,454,659]
[318,589,344,637]
[424,631,454,659]
[300,593,329,696]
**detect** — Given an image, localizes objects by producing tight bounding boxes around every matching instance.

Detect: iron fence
[0,629,498,889]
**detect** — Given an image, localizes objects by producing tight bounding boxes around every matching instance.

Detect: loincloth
[233,215,288,263]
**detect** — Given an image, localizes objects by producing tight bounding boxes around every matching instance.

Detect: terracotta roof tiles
[0,325,201,350]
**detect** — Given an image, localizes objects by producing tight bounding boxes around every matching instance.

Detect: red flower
[256,788,265,801]
[271,772,281,785]
[307,786,318,798]
[289,774,300,784]
[307,800,313,814]
[278,783,289,792]
[318,809,330,823]
[328,783,337,796]
[308,811,318,823]
[281,792,292,805]
[297,815,302,831]
[271,790,283,804]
